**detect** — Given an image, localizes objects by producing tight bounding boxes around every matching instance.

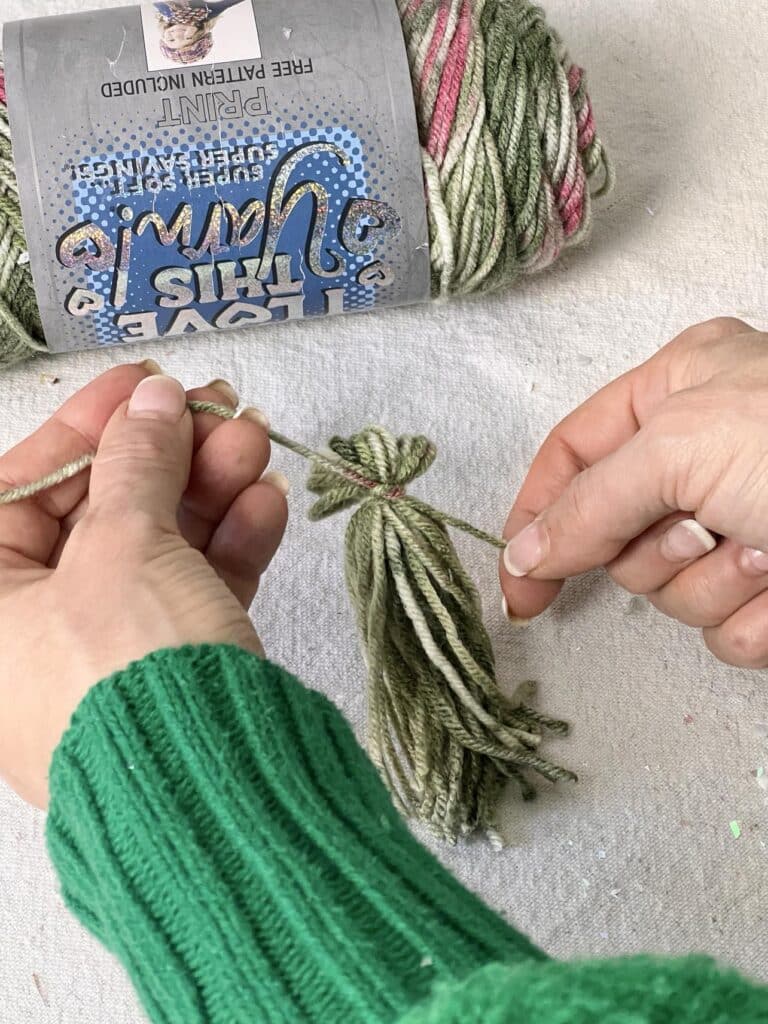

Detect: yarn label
[3,0,429,352]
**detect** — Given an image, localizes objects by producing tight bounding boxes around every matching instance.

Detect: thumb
[502,431,675,581]
[87,374,193,531]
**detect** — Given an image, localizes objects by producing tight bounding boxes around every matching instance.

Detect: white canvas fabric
[1,0,767,1018]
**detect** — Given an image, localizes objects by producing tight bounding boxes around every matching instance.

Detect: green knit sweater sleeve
[46,643,540,1024]
[398,957,768,1023]
[47,643,768,1024]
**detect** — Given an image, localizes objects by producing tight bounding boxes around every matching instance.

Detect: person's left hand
[0,362,288,809]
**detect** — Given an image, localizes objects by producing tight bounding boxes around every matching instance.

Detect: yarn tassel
[303,426,575,843]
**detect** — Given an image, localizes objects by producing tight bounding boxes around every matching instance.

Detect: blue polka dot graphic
[58,112,398,347]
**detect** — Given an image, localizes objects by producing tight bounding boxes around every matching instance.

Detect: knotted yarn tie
[0,400,575,843]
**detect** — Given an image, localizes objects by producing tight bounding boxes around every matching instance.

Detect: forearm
[46,644,536,1024]
[46,643,768,1024]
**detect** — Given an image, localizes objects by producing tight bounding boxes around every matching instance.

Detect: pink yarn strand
[427,0,472,163]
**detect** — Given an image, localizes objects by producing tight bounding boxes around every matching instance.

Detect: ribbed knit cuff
[398,955,768,1023]
[47,644,541,1024]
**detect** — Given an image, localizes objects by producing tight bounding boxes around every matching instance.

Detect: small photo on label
[140,0,261,71]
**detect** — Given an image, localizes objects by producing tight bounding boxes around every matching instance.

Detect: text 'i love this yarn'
[0,0,612,366]
[0,402,576,843]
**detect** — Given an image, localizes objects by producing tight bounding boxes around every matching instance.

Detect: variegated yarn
[0,0,612,366]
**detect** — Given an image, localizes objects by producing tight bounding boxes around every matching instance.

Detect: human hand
[500,317,768,669]
[0,364,288,808]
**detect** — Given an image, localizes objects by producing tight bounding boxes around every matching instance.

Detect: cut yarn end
[0,400,576,843]
[0,0,612,366]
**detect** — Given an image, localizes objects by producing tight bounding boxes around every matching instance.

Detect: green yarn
[0,87,46,364]
[0,400,575,842]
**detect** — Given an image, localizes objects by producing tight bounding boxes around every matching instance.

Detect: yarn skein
[0,0,612,366]
[0,401,576,843]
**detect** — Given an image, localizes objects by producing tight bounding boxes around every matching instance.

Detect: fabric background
[1,0,767,1018]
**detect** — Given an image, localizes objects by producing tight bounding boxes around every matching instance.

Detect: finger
[607,515,717,596]
[185,378,240,450]
[499,368,643,618]
[504,368,642,532]
[499,574,564,624]
[502,425,680,582]
[86,375,192,532]
[178,410,271,551]
[0,361,157,569]
[703,589,768,668]
[48,497,89,567]
[47,384,265,566]
[648,539,768,628]
[206,472,289,608]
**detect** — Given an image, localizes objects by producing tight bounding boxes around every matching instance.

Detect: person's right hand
[500,317,768,669]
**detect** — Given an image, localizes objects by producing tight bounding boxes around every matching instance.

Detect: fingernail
[502,595,530,627]
[206,378,238,407]
[262,470,290,496]
[128,374,187,422]
[138,358,162,375]
[503,520,547,577]
[660,519,716,562]
[239,406,270,430]
[740,547,768,575]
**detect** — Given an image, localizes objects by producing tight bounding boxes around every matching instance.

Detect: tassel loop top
[307,427,435,519]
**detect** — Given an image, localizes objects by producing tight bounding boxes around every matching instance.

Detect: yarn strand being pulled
[0,399,507,545]
[0,399,574,843]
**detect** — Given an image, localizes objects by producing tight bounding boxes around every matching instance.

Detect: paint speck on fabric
[32,973,49,1007]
